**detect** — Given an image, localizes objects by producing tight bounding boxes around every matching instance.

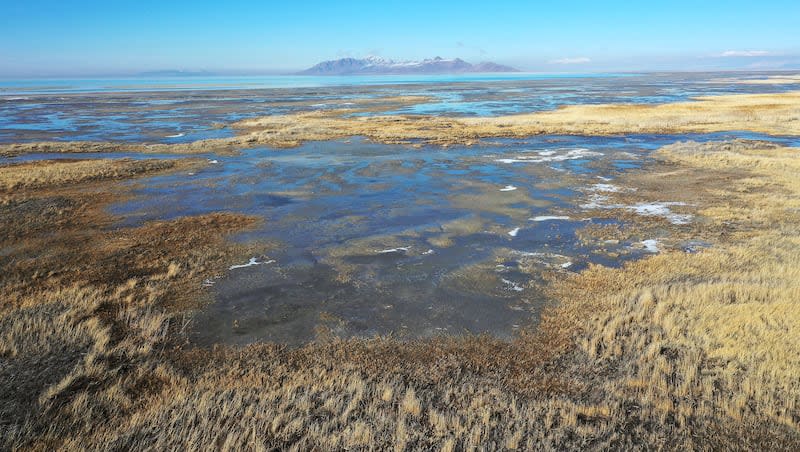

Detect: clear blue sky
[2,0,799,76]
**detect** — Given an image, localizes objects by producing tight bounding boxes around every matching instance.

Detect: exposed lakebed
[3,73,799,346]
[3,72,799,144]
[10,132,796,345]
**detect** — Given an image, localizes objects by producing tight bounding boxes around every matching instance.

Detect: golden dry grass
[471,91,800,136]
[1,138,800,449]
[0,95,429,157]
[231,91,800,146]
[0,103,800,450]
[542,139,800,447]
[0,158,203,192]
[3,91,800,158]
[0,159,263,449]
[712,74,800,85]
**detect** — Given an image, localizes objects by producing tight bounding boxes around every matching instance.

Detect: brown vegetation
[712,74,800,85]
[0,159,260,448]
[231,90,800,146]
[3,90,800,448]
[2,137,799,449]
[0,95,430,157]
[0,158,204,192]
[3,91,800,158]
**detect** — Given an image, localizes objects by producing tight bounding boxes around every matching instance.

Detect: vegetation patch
[4,91,800,156]
[2,139,798,449]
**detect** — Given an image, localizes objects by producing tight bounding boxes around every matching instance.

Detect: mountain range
[298,56,519,75]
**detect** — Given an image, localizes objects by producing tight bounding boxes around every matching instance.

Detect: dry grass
[231,91,800,146]
[0,96,429,157]
[472,91,800,136]
[0,158,203,192]
[0,159,261,448]
[544,139,800,447]
[4,91,800,158]
[2,139,800,450]
[712,74,800,85]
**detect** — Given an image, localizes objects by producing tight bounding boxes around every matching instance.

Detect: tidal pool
[6,130,794,345]
[94,132,785,345]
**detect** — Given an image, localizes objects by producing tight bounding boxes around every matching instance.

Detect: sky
[2,0,800,77]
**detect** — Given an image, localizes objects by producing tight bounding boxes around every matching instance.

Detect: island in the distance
[298,56,519,75]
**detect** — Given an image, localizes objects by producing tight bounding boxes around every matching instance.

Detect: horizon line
[3,67,800,80]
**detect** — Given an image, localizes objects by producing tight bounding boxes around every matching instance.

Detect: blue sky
[2,0,799,76]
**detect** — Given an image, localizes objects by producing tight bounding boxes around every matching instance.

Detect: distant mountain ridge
[298,56,519,75]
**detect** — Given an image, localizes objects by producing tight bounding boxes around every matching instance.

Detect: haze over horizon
[2,0,800,77]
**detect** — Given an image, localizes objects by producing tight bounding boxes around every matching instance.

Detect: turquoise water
[0,73,637,95]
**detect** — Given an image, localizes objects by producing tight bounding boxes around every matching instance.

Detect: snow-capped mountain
[298,56,519,75]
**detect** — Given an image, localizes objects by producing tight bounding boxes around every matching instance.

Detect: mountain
[298,56,519,75]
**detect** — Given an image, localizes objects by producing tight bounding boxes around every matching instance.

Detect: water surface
[3,73,798,345]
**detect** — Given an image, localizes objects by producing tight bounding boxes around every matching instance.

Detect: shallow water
[2,72,798,144]
[101,132,794,345]
[3,74,799,346]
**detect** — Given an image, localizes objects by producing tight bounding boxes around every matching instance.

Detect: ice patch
[378,247,409,254]
[666,214,693,225]
[501,278,524,292]
[499,185,518,192]
[630,202,693,224]
[508,228,520,237]
[631,203,680,216]
[641,240,660,253]
[208,159,219,164]
[229,257,274,270]
[529,216,571,222]
[510,250,546,257]
[581,196,693,225]
[496,148,602,164]
[580,194,621,210]
[589,183,622,192]
[422,249,435,255]
[510,250,573,269]
[166,132,185,138]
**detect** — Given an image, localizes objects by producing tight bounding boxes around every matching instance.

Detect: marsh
[2,72,800,449]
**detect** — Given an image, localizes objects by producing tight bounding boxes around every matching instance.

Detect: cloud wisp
[549,57,591,65]
[719,50,772,57]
